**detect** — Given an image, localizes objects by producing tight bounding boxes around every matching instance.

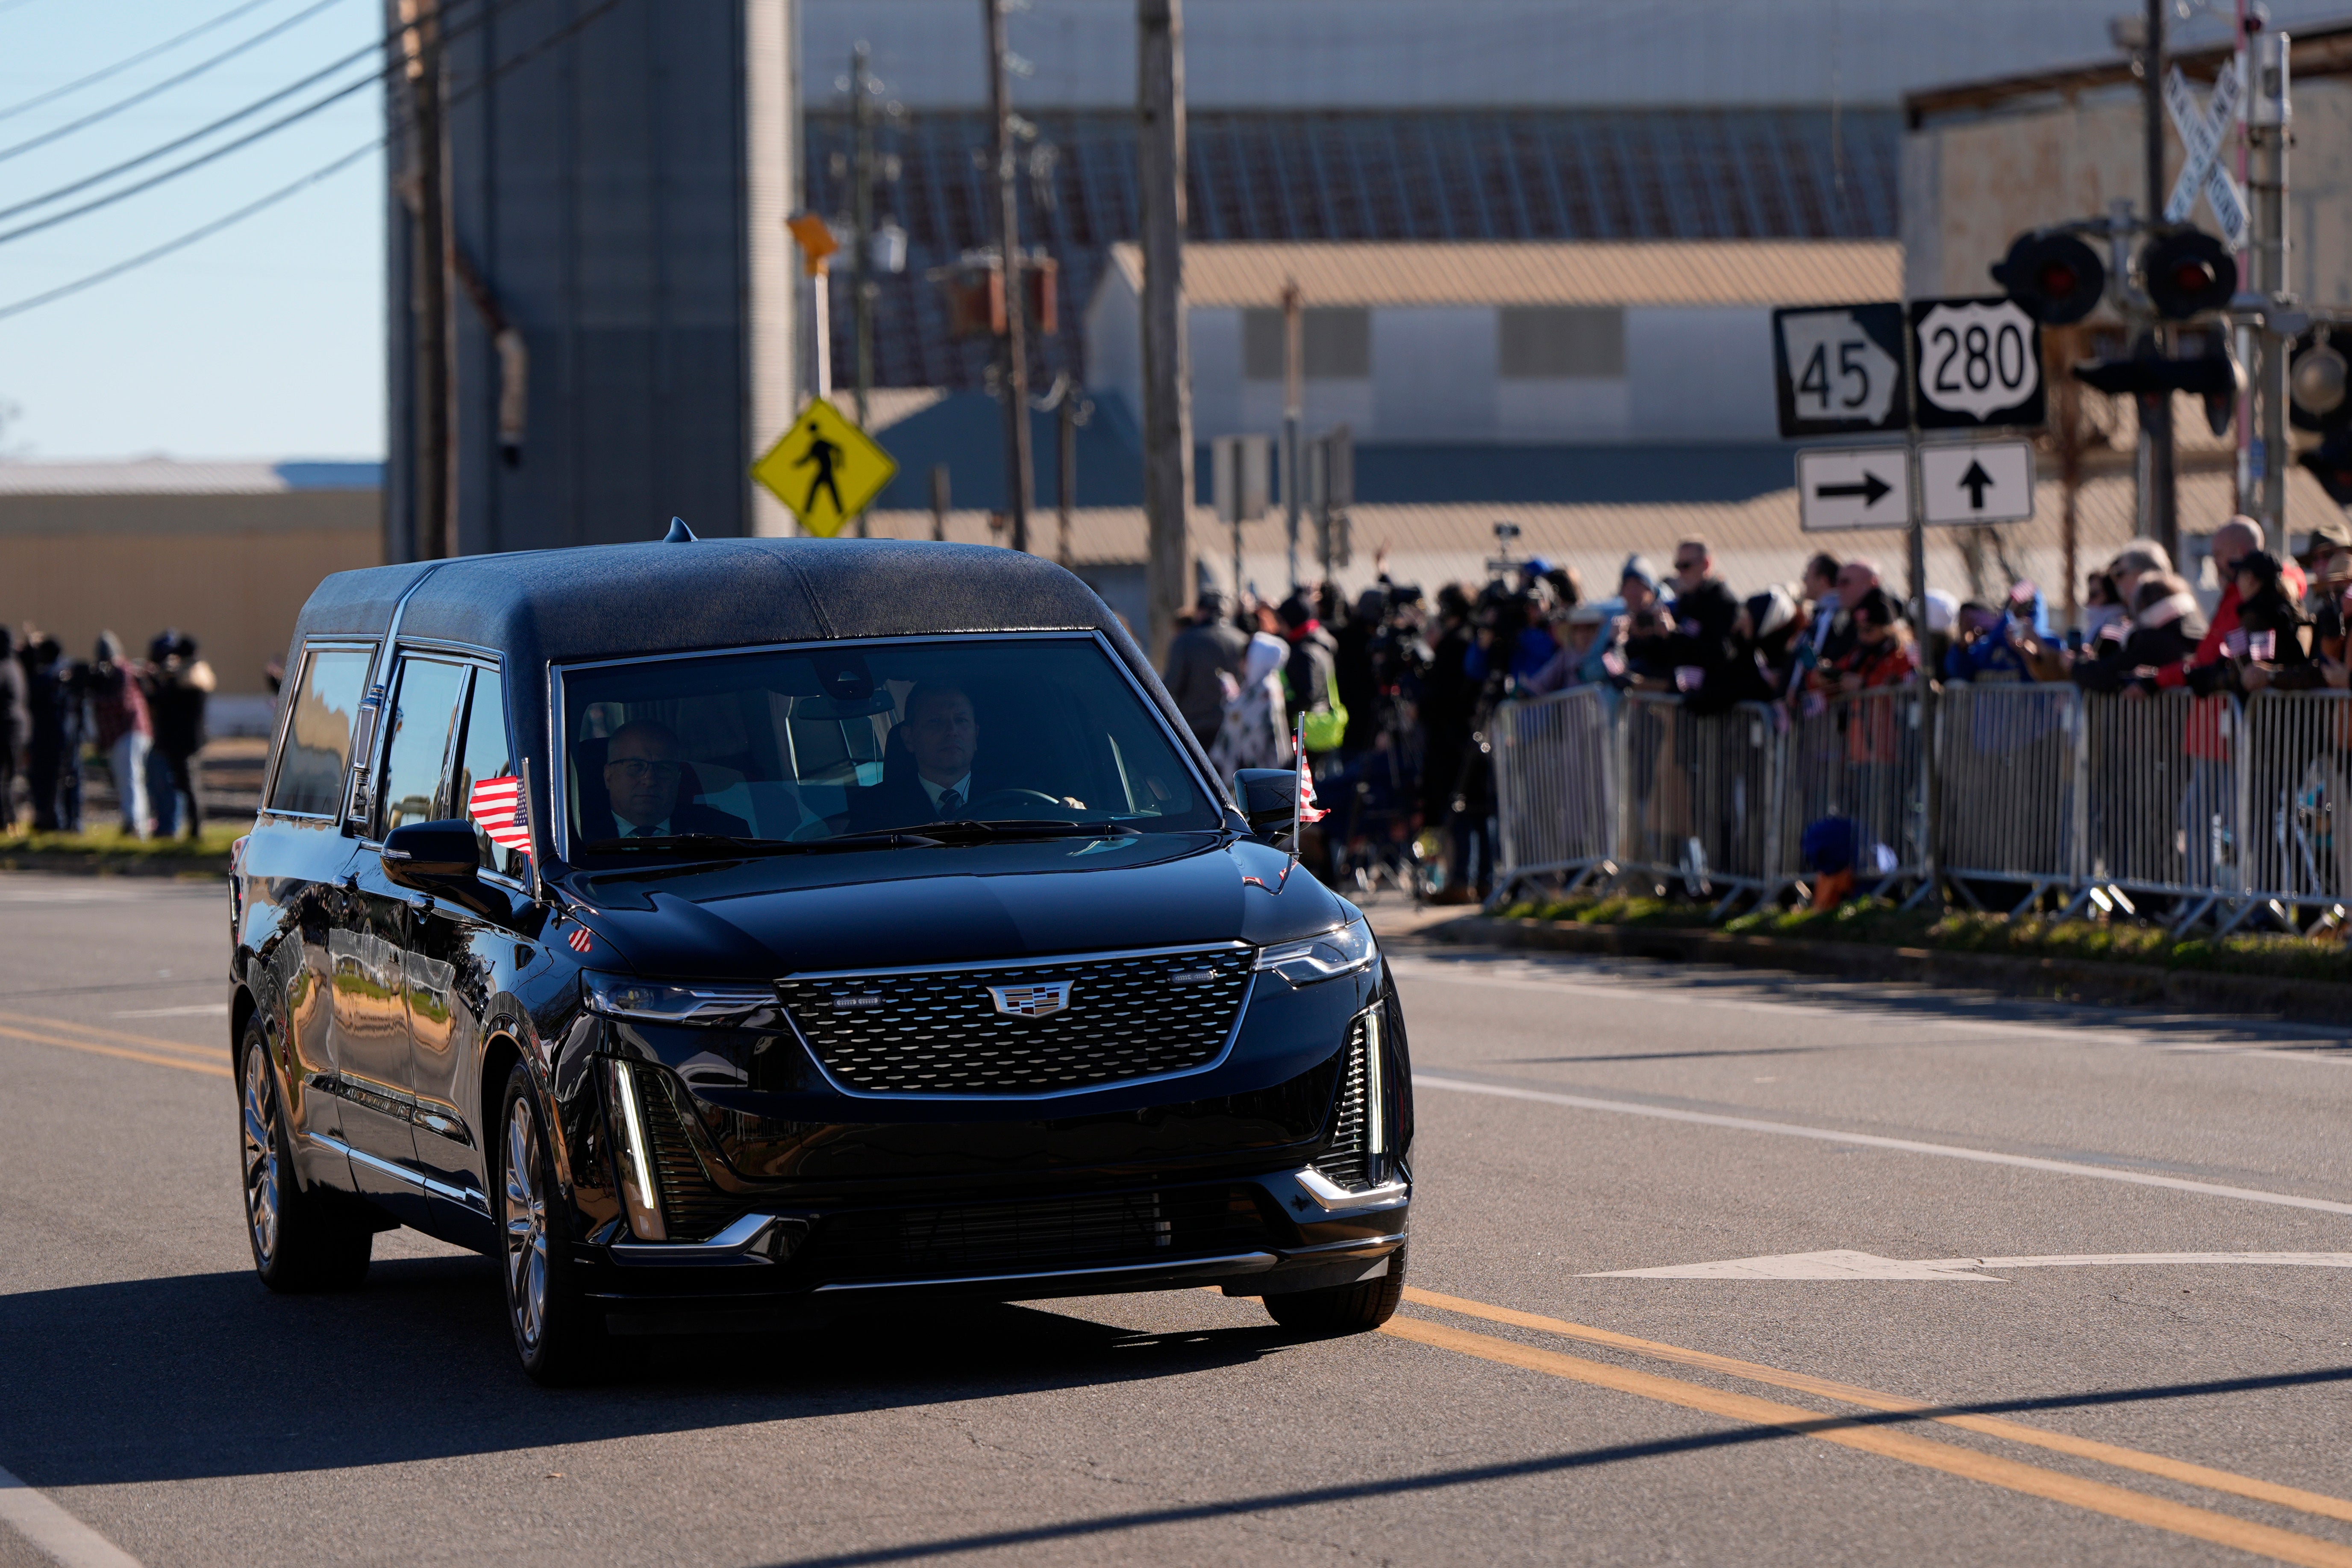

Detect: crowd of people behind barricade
[1162,509,2352,903]
[0,627,216,840]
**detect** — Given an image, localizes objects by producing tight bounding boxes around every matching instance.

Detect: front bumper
[572,1163,1410,1329]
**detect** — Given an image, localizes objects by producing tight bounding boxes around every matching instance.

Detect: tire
[1263,1244,1407,1335]
[239,1019,371,1292]
[496,1061,617,1385]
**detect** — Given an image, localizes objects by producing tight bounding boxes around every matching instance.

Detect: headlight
[584,971,774,1024]
[1256,916,1378,984]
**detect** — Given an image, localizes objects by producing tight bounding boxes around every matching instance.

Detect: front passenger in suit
[851,682,982,831]
[604,719,753,839]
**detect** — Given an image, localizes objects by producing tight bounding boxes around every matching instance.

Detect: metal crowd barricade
[1616,692,1783,907]
[2238,690,2352,922]
[2079,688,2243,918]
[1489,684,1617,905]
[1936,681,2083,910]
[1776,686,1927,893]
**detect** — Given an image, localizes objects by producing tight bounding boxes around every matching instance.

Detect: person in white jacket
[1210,631,1295,778]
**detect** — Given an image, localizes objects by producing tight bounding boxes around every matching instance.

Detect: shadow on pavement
[0,1255,1298,1487]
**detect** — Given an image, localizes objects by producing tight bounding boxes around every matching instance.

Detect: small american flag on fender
[467,775,532,856]
[567,927,593,954]
[1295,747,1328,824]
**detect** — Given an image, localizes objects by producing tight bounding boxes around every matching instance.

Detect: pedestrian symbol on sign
[750,397,900,537]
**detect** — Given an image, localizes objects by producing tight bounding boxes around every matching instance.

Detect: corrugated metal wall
[386,0,757,559]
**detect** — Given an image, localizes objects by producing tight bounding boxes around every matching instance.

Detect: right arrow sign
[1920,439,2036,526]
[1795,446,1911,532]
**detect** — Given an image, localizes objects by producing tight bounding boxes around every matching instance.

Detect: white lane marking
[1586,1249,2352,1281]
[110,1004,228,1019]
[0,1466,142,1568]
[1413,1072,2352,1216]
[1387,955,2352,1051]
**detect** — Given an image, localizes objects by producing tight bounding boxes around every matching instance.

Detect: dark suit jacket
[845,773,988,834]
[608,801,753,839]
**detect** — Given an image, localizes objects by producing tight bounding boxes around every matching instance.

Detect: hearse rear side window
[269,646,373,817]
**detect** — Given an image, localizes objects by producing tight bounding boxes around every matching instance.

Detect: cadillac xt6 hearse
[230,534,1411,1381]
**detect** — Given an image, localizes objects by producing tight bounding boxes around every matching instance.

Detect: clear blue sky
[0,0,383,460]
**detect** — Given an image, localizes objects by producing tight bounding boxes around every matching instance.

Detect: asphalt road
[9,873,2352,1566]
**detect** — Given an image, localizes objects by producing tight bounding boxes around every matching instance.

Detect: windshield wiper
[921,818,1144,841]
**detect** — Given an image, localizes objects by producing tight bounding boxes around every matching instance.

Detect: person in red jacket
[2141,517,2260,884]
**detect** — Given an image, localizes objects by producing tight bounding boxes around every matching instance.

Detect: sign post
[1778,296,2046,910]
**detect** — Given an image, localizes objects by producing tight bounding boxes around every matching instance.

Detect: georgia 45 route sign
[1910,297,2045,431]
[1774,303,1908,438]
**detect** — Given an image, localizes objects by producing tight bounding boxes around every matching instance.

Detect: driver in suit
[851,683,983,830]
[603,719,752,839]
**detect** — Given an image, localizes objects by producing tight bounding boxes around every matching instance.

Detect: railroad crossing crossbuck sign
[752,398,899,537]
[2164,61,2249,249]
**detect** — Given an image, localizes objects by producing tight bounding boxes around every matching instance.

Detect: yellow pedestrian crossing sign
[751,398,899,537]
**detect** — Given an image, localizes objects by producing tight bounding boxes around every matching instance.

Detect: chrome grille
[777,946,1254,1096]
[1312,1016,1373,1189]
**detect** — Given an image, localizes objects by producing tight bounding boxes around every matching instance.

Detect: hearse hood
[556,832,1354,981]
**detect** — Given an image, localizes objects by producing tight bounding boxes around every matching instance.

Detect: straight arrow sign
[1920,440,2035,526]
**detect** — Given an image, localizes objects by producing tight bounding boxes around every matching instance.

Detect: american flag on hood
[467,775,532,856]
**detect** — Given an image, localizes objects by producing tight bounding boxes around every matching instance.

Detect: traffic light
[2139,229,2237,319]
[1992,231,2107,325]
[2073,351,2241,436]
[2300,428,2352,506]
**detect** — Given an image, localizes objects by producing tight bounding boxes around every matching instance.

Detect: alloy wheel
[241,1046,280,1267]
[503,1098,549,1354]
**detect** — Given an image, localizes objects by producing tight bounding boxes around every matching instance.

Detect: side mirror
[382,819,503,916]
[1230,769,1297,841]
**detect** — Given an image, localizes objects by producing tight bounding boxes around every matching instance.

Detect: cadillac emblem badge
[988,980,1073,1018]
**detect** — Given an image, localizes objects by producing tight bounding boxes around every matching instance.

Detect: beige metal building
[0,461,380,732]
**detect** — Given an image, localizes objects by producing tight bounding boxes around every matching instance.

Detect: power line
[0,0,529,236]
[0,141,375,323]
[0,0,353,164]
[0,0,279,123]
[0,0,631,323]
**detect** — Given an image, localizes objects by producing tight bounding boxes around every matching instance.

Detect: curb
[1428,915,2352,1027]
[0,853,228,879]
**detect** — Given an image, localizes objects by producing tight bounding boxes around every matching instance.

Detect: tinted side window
[453,670,528,876]
[379,658,468,833]
[268,647,372,816]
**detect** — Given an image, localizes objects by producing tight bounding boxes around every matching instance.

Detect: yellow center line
[1402,1285,2352,1529]
[0,1007,225,1057]
[1382,1315,2352,1568]
[0,1023,232,1079]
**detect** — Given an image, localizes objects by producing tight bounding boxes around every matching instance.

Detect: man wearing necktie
[849,683,986,831]
[601,719,751,840]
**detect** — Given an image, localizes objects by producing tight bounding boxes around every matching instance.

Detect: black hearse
[232,535,1411,1381]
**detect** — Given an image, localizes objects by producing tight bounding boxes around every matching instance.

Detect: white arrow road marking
[1412,1074,2352,1216]
[0,1466,142,1568]
[1585,1250,2352,1281]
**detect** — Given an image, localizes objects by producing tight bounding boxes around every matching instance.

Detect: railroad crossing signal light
[2139,229,2237,319]
[2301,429,2352,506]
[2289,331,2350,431]
[1991,231,2107,325]
[2072,350,2241,437]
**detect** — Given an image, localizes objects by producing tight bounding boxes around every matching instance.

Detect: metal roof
[1103,240,1905,309]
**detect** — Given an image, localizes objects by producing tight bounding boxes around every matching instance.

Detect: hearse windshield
[558,636,1222,854]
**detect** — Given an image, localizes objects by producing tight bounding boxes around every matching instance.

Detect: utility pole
[1138,0,1192,660]
[2247,27,2290,537]
[984,0,1033,553]
[2139,0,2178,558]
[850,41,876,537]
[1282,278,1302,594]
[399,0,452,561]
